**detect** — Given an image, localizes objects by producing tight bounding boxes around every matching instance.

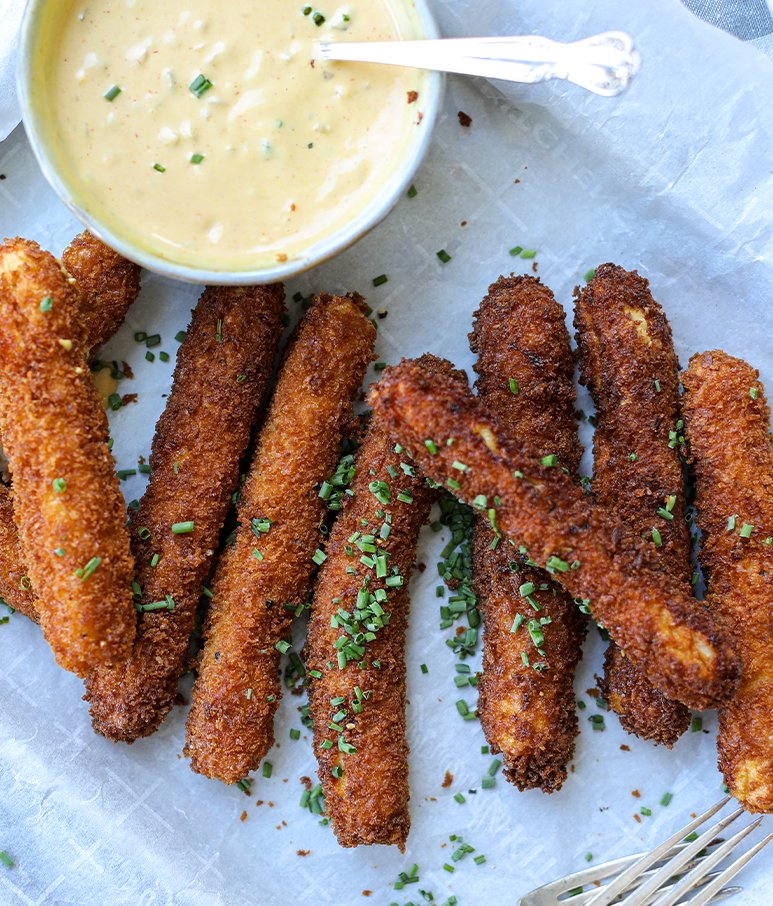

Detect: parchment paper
[1,2,772,904]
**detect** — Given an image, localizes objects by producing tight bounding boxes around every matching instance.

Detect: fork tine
[609,807,745,906]
[516,841,726,905]
[585,798,731,906]
[682,833,773,906]
[650,818,763,906]
[562,870,727,906]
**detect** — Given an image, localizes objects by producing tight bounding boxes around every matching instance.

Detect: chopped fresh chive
[153,163,166,173]
[651,528,663,547]
[407,184,417,198]
[150,553,160,567]
[52,478,67,494]
[481,776,495,789]
[520,248,537,259]
[116,469,137,480]
[189,74,213,97]
[629,452,638,461]
[275,640,291,655]
[290,728,301,740]
[138,463,151,474]
[654,379,662,393]
[137,526,151,540]
[454,792,465,804]
[436,249,452,263]
[171,521,195,534]
[420,663,428,674]
[739,523,754,539]
[641,806,652,817]
[134,331,147,342]
[145,333,161,348]
[691,716,703,732]
[583,268,596,282]
[372,274,388,287]
[145,351,155,363]
[660,792,673,807]
[508,245,523,257]
[190,153,205,164]
[545,555,569,573]
[657,507,674,521]
[312,548,327,565]
[262,762,273,778]
[107,392,122,411]
[0,851,14,869]
[159,351,170,362]
[175,331,187,343]
[39,296,53,313]
[313,11,325,25]
[508,377,520,395]
[750,387,759,400]
[77,556,102,581]
[727,514,737,531]
[104,85,121,101]
[541,454,558,467]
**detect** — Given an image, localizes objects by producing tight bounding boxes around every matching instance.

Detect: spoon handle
[318,31,640,97]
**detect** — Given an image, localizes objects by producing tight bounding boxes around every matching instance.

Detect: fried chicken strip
[0,231,142,623]
[184,294,375,781]
[0,238,135,675]
[369,357,739,710]
[306,356,447,848]
[682,351,773,812]
[575,264,691,746]
[86,284,285,740]
[61,230,141,350]
[470,276,586,791]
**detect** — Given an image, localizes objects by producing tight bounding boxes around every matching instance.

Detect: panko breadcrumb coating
[0,238,135,675]
[369,357,739,710]
[575,264,691,746]
[86,284,285,741]
[306,355,447,848]
[470,276,586,792]
[682,350,773,812]
[0,484,36,621]
[184,294,375,782]
[0,231,143,624]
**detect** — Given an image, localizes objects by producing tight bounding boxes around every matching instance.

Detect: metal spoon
[318,31,640,97]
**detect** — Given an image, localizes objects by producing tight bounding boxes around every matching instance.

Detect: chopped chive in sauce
[153,163,166,173]
[189,74,213,98]
[104,85,121,102]
[190,153,205,165]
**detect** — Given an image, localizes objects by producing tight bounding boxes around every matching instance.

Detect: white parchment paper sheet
[1,1,772,903]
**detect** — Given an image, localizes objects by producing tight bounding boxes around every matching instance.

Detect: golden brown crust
[0,484,37,620]
[0,238,135,675]
[470,276,586,791]
[85,284,285,740]
[682,350,773,812]
[369,357,739,710]
[306,355,448,848]
[184,295,375,781]
[0,233,143,624]
[61,231,141,351]
[575,264,690,746]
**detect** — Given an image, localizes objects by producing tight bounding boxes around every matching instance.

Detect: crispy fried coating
[306,357,447,848]
[575,264,691,746]
[369,357,739,710]
[61,230,141,350]
[0,238,135,675]
[184,295,375,781]
[470,276,586,792]
[682,350,773,812]
[0,484,36,621]
[0,232,143,624]
[86,284,285,741]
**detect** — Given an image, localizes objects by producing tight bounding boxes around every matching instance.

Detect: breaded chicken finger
[0,238,135,675]
[184,294,375,781]
[369,358,739,710]
[86,284,285,740]
[0,232,142,623]
[306,356,448,848]
[61,230,141,350]
[683,351,773,812]
[470,276,586,791]
[575,265,691,746]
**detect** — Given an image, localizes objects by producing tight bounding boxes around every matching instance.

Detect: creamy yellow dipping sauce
[39,0,427,271]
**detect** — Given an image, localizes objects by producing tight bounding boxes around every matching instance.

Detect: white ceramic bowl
[17,1,443,285]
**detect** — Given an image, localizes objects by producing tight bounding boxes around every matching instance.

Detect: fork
[520,797,771,906]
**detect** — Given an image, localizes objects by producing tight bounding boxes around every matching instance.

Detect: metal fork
[520,798,771,906]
